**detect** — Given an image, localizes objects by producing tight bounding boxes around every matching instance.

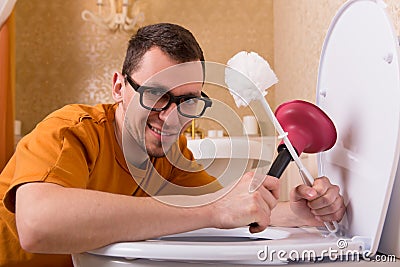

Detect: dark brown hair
[122,23,205,77]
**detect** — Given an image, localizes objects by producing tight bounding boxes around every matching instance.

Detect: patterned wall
[15,0,274,135]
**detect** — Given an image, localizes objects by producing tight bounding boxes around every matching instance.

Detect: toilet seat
[74,227,363,265]
[73,0,400,265]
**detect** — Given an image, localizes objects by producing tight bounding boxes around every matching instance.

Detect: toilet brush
[225,51,339,233]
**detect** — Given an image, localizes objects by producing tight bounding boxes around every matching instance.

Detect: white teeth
[149,125,172,136]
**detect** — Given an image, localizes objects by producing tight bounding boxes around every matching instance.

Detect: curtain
[0,11,15,171]
[0,0,17,28]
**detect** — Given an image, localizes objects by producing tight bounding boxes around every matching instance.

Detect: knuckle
[331,199,342,211]
[270,198,278,209]
[269,176,280,185]
[252,190,261,200]
[249,203,259,216]
[337,207,347,221]
[319,196,330,206]
[319,176,330,183]
[327,208,346,222]
[331,184,340,193]
[325,194,336,205]
[316,176,327,183]
[336,196,345,208]
[332,212,343,222]
[259,218,270,230]
[315,177,331,189]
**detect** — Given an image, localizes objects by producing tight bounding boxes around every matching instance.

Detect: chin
[146,148,164,158]
[144,133,177,158]
[145,144,172,158]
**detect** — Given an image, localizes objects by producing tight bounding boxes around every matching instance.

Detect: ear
[112,72,125,103]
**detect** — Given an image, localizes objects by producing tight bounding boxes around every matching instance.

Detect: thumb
[291,184,318,202]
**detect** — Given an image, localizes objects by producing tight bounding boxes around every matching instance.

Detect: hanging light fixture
[81,0,144,32]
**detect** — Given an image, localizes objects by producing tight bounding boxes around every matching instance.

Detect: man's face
[122,47,203,157]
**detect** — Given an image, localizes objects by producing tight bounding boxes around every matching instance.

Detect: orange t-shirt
[0,103,220,267]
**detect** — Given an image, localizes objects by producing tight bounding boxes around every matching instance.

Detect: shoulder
[42,104,115,126]
[22,104,117,148]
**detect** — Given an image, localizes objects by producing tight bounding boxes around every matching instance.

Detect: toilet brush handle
[298,169,339,233]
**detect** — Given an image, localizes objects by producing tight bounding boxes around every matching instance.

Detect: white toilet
[73,0,400,265]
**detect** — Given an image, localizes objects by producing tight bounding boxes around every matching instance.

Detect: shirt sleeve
[3,116,99,212]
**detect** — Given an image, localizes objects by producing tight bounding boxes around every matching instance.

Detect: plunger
[267,100,337,178]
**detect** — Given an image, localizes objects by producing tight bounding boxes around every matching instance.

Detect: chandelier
[81,0,144,32]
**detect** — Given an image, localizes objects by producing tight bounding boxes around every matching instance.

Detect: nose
[158,103,180,125]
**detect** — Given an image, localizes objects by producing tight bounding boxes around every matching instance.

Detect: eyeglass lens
[141,88,206,117]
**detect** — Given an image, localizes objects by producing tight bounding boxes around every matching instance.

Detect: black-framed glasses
[125,74,212,118]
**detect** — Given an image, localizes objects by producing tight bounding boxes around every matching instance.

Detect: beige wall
[273,0,400,107]
[15,0,274,135]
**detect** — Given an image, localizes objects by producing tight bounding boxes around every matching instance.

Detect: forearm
[270,201,322,227]
[16,183,213,254]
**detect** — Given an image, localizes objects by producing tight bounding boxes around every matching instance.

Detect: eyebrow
[127,74,202,98]
[143,82,169,90]
[146,83,201,97]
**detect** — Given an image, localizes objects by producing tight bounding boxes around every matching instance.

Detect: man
[0,23,345,267]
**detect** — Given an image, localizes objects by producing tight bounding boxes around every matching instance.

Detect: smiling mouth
[147,123,178,137]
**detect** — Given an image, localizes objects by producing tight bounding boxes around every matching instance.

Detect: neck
[114,105,148,169]
[113,105,124,149]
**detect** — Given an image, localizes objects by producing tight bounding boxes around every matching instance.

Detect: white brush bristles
[225,51,278,107]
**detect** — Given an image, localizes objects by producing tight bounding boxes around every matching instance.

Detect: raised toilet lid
[316,0,400,256]
[83,0,400,263]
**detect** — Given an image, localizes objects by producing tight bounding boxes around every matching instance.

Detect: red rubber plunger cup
[267,100,337,178]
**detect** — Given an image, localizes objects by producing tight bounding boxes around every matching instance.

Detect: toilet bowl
[73,0,400,265]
